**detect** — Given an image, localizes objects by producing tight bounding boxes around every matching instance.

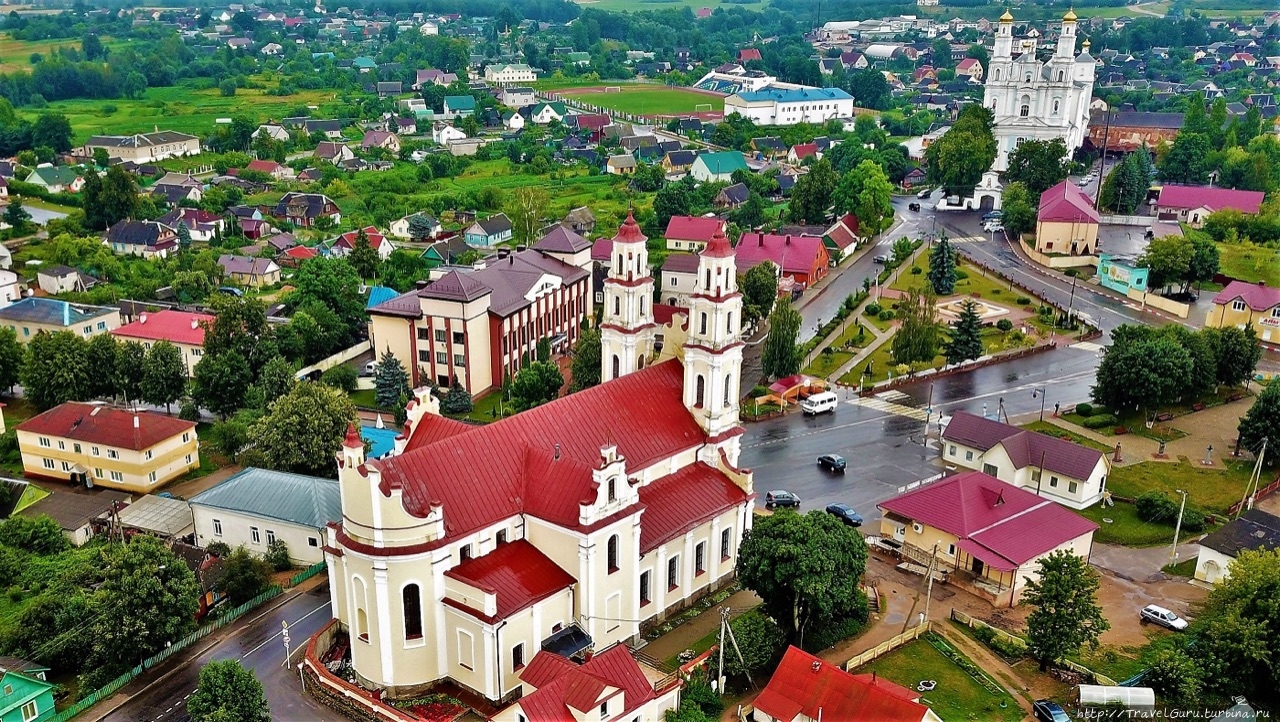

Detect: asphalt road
[102,583,343,722]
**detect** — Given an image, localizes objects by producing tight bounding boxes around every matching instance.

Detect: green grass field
[19,80,345,141]
[860,634,1023,722]
[0,33,81,73]
[1218,243,1280,287]
[557,86,721,116]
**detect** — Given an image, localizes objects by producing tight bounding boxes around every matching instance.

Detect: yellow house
[877,471,1097,607]
[111,309,214,376]
[1206,280,1280,344]
[16,403,199,493]
[1034,180,1100,255]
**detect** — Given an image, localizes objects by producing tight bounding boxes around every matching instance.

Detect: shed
[19,489,131,546]
[117,494,195,538]
[189,468,341,564]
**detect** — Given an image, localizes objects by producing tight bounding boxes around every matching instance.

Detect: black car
[825,503,863,527]
[765,490,800,508]
[817,454,846,473]
[873,254,889,264]
[1032,699,1070,722]
[908,202,921,212]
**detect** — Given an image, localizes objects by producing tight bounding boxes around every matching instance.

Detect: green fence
[50,562,328,722]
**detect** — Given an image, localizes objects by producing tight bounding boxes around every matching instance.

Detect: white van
[800,391,838,415]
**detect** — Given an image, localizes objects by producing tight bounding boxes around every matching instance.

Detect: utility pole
[922,542,940,626]
[1170,489,1188,566]
[723,608,754,690]
[922,382,934,447]
[1036,450,1047,496]
[1094,109,1113,207]
[717,607,728,693]
[1237,437,1269,518]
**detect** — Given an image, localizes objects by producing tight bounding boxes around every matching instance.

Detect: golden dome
[1063,7,1078,21]
[1082,39,1091,48]
[1000,8,1013,22]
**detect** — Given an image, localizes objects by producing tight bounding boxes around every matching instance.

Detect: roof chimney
[758,233,764,247]
[786,234,792,246]
[139,313,148,324]
[554,443,561,460]
[191,317,199,329]
[811,660,821,672]
[133,414,140,429]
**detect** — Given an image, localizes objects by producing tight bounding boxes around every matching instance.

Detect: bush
[996,319,1014,332]
[877,310,895,321]
[1081,414,1118,429]
[864,303,882,316]
[724,611,785,677]
[265,539,292,571]
[320,364,359,393]
[911,266,923,275]
[1016,297,1032,305]
[681,676,725,718]
[6,586,22,603]
[1135,491,1179,523]
[1075,402,1094,417]
[206,541,231,558]
[1065,268,1079,277]
[749,385,770,398]
[802,598,869,653]
[1180,507,1206,533]
[973,624,1026,660]
[179,398,201,422]
[955,269,969,280]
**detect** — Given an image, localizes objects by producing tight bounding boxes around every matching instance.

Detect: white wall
[192,505,327,564]
[1195,546,1233,585]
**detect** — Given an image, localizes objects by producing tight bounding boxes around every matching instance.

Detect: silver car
[1140,604,1188,631]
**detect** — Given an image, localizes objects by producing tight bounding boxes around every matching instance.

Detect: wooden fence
[950,609,1118,686]
[842,621,933,670]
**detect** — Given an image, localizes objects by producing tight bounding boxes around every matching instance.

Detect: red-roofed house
[955,57,984,80]
[738,48,762,63]
[941,411,1109,508]
[1207,280,1280,344]
[245,159,295,180]
[787,143,819,164]
[733,232,830,287]
[755,646,941,722]
[277,244,318,268]
[112,309,215,376]
[331,226,394,260]
[1035,180,1100,255]
[823,213,863,261]
[507,645,680,721]
[878,471,1098,606]
[327,219,752,705]
[1156,185,1265,228]
[16,403,199,493]
[665,215,728,252]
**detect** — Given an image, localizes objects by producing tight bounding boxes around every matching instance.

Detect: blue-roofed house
[189,468,342,564]
[352,56,378,73]
[724,86,855,126]
[366,285,399,309]
[0,297,120,342]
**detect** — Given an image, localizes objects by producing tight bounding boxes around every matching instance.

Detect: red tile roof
[386,360,710,540]
[664,216,726,243]
[652,303,684,327]
[824,213,861,251]
[738,48,762,62]
[755,647,932,722]
[790,142,818,159]
[1157,185,1264,215]
[1038,180,1100,224]
[246,159,282,174]
[956,58,981,71]
[849,673,922,703]
[638,462,751,553]
[879,471,1098,570]
[1212,280,1280,311]
[590,238,612,262]
[334,226,389,251]
[282,245,318,259]
[112,309,213,346]
[444,540,574,620]
[17,403,196,451]
[517,645,657,722]
[942,411,1104,480]
[733,232,827,276]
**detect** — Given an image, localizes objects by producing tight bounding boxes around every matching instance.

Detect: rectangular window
[94,468,103,478]
[1050,476,1059,488]
[452,331,464,344]
[148,471,157,483]
[97,322,106,331]
[460,544,472,561]
[309,537,319,547]
[670,277,677,286]
[1031,469,1042,482]
[435,329,446,342]
[600,700,610,719]
[640,571,651,605]
[145,449,153,460]
[182,432,190,443]
[1068,480,1079,494]
[185,454,192,465]
[42,458,54,470]
[453,353,465,367]
[982,463,998,477]
[1232,300,1246,311]
[251,527,261,544]
[38,437,50,448]
[512,642,525,670]
[695,542,706,575]
[110,471,123,482]
[721,528,732,560]
[419,349,430,363]
[947,543,956,556]
[62,461,71,471]
[667,556,679,591]
[21,700,37,722]
[92,446,100,456]
[965,450,974,461]
[266,530,276,546]
[949,445,956,456]
[417,327,430,340]
[107,449,119,459]
[436,351,447,365]
[213,519,223,536]
[496,529,507,545]
[73,443,80,453]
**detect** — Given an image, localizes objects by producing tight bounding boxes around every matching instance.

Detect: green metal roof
[695,151,748,174]
[189,467,341,529]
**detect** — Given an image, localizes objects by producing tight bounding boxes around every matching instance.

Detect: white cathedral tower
[681,226,744,459]
[984,8,1095,171]
[600,209,657,380]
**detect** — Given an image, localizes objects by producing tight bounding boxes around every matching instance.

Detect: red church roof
[443,540,575,621]
[517,645,662,722]
[755,646,932,722]
[1038,180,1099,224]
[112,309,214,346]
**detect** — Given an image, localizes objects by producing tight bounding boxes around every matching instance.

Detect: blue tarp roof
[362,426,398,459]
[366,286,398,309]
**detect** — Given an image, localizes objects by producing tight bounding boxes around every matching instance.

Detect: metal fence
[51,561,327,722]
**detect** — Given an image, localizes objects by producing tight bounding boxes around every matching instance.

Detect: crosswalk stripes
[848,396,931,421]
[1071,341,1105,353]
[946,236,985,244]
[876,389,910,401]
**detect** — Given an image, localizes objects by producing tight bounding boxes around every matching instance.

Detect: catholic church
[323,212,753,713]
[984,8,1095,171]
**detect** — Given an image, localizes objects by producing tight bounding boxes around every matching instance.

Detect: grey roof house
[189,467,342,564]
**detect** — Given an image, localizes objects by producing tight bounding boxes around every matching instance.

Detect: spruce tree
[944,300,984,365]
[927,235,958,296]
[177,222,192,250]
[373,349,411,410]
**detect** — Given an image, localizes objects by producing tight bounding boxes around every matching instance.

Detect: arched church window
[1057,70,1064,82]
[607,477,616,502]
[612,355,620,379]
[613,296,620,316]
[1052,99,1060,114]
[724,374,733,407]
[699,312,707,335]
[354,577,369,641]
[403,584,423,640]
[994,68,1001,81]
[607,535,619,571]
[695,375,705,408]
[726,312,733,333]
[640,297,646,315]
[1020,96,1030,117]
[1025,72,1032,82]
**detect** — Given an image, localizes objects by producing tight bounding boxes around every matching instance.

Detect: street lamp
[1170,489,1189,566]
[1031,388,1047,422]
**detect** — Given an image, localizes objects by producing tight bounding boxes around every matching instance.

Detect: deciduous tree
[251,355,296,409]
[215,546,272,605]
[1023,550,1110,672]
[201,295,277,376]
[1192,548,1280,704]
[569,327,602,392]
[192,350,253,419]
[0,327,20,391]
[1091,331,1192,414]
[0,514,68,554]
[142,340,187,413]
[1206,326,1261,389]
[1003,138,1070,196]
[892,289,940,366]
[187,660,270,722]
[85,332,120,399]
[510,361,563,411]
[249,382,358,478]
[21,330,91,409]
[740,261,778,322]
[114,340,146,406]
[999,181,1037,238]
[1237,382,1280,459]
[788,158,836,224]
[761,297,801,380]
[506,186,549,245]
[925,104,996,197]
[1160,132,1212,185]
[1140,235,1193,291]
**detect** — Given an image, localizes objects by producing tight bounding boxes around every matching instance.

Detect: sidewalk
[821,244,928,382]
[639,590,761,663]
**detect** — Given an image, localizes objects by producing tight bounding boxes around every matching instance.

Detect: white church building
[322,213,752,713]
[984,9,1094,171]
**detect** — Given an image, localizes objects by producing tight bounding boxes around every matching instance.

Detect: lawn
[892,250,1025,302]
[1106,459,1256,514]
[0,33,117,73]
[803,349,853,378]
[1218,243,1280,287]
[557,86,721,116]
[1078,501,1176,547]
[859,634,1023,722]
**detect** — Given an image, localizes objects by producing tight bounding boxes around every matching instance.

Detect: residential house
[329,225,752,703]
[104,220,179,259]
[0,659,48,682]
[491,645,680,721]
[433,122,467,145]
[664,216,727,252]
[1035,180,1100,255]
[755,646,941,722]
[361,130,401,153]
[499,87,536,108]
[218,255,282,288]
[787,143,819,164]
[606,155,637,175]
[464,214,514,247]
[823,213,862,261]
[532,226,594,271]
[420,235,472,268]
[376,81,403,97]
[750,137,786,158]
[332,226,395,260]
[0,298,119,341]
[35,265,93,295]
[1155,185,1265,228]
[24,166,83,194]
[81,131,201,163]
[484,63,538,85]
[16,403,199,493]
[567,113,611,138]
[878,471,1098,606]
[733,232,830,288]
[713,182,749,209]
[659,253,700,307]
[662,150,697,174]
[272,192,341,228]
[1206,280,1280,344]
[245,159,295,180]
[690,152,748,183]
[393,117,417,135]
[315,141,356,165]
[253,124,291,142]
[0,270,17,307]
[955,57,984,80]
[190,468,341,565]
[530,102,567,125]
[158,208,225,243]
[305,119,345,139]
[149,172,204,204]
[443,95,477,119]
[413,69,458,89]
[942,411,1109,509]
[447,138,484,157]
[0,177,8,199]
[111,309,215,376]
[389,213,441,240]
[278,244,318,268]
[0,670,58,722]
[561,207,596,235]
[1195,508,1280,585]
[502,111,525,131]
[18,489,129,546]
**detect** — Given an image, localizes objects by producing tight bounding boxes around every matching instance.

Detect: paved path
[639,589,761,664]
[1091,542,1201,582]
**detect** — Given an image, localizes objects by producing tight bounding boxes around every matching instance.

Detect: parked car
[801,391,838,416]
[1140,605,1188,631]
[825,503,863,527]
[908,202,921,212]
[765,490,801,509]
[981,211,1003,222]
[873,254,889,264]
[216,286,244,297]
[916,188,932,199]
[363,360,380,376]
[817,454,846,472]
[983,222,1004,233]
[1032,699,1071,722]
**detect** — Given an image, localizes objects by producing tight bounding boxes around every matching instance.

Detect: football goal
[604,86,623,92]
[694,103,714,112]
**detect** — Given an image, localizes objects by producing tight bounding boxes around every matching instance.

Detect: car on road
[1140,604,1188,630]
[983,222,1004,233]
[765,490,801,509]
[908,202,921,212]
[363,360,380,376]
[916,188,932,199]
[825,503,863,527]
[873,254,889,264]
[981,211,1003,222]
[817,454,846,473]
[1032,699,1071,722]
